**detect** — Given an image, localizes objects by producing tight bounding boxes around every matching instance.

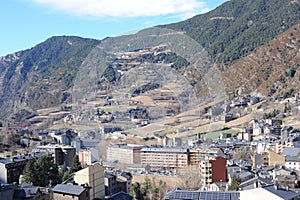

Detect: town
[1,89,300,200]
[1,0,300,199]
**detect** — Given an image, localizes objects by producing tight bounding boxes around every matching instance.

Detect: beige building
[275,138,293,153]
[74,163,105,200]
[107,144,144,164]
[78,148,98,166]
[141,147,189,170]
[79,149,93,166]
[268,150,285,166]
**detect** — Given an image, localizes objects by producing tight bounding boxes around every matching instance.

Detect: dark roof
[14,184,43,198]
[282,147,300,157]
[0,184,16,191]
[108,191,132,200]
[285,156,300,162]
[105,172,116,179]
[262,185,298,200]
[0,152,46,165]
[53,184,86,196]
[121,172,132,180]
[165,189,240,200]
[14,188,39,198]
[240,176,273,188]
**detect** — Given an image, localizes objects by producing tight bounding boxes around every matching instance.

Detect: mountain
[162,0,300,63]
[1,0,300,123]
[223,22,300,97]
[0,36,99,119]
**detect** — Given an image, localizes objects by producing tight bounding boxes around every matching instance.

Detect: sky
[0,0,228,56]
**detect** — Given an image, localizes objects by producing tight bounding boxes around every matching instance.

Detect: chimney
[285,186,289,191]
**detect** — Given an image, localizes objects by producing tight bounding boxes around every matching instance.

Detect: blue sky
[0,0,227,56]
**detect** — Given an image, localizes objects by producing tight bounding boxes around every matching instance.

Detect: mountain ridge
[162,0,300,63]
[1,0,300,124]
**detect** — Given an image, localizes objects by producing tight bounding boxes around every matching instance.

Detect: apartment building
[107,144,144,164]
[0,152,45,184]
[199,155,226,186]
[274,138,293,154]
[78,148,99,166]
[140,147,189,170]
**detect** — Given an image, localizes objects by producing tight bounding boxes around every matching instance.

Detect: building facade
[74,163,105,200]
[107,144,143,164]
[140,147,189,170]
[199,156,226,186]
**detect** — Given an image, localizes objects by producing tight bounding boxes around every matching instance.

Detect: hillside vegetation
[163,0,300,63]
[0,36,99,118]
[1,0,300,124]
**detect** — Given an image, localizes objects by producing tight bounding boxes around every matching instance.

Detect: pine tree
[32,155,59,187]
[21,160,35,184]
[71,155,82,172]
[228,174,241,191]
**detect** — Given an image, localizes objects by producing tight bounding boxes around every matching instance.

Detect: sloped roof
[262,185,298,200]
[108,191,132,200]
[282,147,300,157]
[53,184,85,196]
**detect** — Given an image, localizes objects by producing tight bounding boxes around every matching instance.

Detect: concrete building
[117,172,132,193]
[140,147,189,170]
[105,172,129,197]
[199,155,226,186]
[74,163,105,200]
[78,148,99,166]
[275,138,293,153]
[107,144,144,164]
[35,145,76,167]
[0,152,45,184]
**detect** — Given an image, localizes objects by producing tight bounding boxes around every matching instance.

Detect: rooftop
[53,184,86,196]
[262,185,298,200]
[165,189,240,200]
[0,152,46,165]
[141,147,188,153]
